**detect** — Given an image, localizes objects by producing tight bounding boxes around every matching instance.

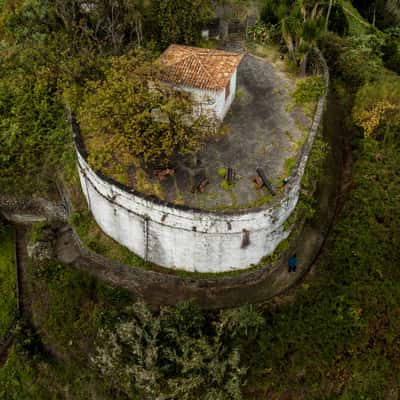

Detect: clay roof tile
[158,44,243,91]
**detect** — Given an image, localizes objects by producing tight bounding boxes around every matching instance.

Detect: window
[225,78,231,101]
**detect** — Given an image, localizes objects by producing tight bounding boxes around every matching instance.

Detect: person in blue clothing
[288,253,297,272]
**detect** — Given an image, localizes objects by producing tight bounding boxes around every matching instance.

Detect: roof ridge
[191,51,219,89]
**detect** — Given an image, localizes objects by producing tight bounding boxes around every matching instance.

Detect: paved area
[160,53,311,209]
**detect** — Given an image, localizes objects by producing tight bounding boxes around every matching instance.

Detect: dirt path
[267,90,353,307]
[14,226,33,321]
[0,225,36,368]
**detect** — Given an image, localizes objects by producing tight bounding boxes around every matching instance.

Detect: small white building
[159,44,243,121]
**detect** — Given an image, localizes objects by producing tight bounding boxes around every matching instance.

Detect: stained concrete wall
[74,50,328,273]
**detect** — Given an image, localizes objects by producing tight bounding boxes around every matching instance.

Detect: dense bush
[382,28,400,74]
[353,75,400,139]
[26,259,263,399]
[352,0,400,30]
[0,59,72,194]
[149,0,213,49]
[292,75,326,105]
[323,32,385,87]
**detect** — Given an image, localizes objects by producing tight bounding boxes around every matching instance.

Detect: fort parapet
[73,49,328,273]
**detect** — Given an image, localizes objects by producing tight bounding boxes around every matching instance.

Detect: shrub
[352,75,400,139]
[324,33,385,87]
[92,302,262,399]
[382,28,400,74]
[292,75,325,106]
[150,0,213,49]
[328,3,349,36]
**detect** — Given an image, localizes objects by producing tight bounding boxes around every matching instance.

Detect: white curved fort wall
[77,150,297,273]
[75,51,328,273]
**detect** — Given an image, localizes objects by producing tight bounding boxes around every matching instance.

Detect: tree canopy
[78,51,212,176]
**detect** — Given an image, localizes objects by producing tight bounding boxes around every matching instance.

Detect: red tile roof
[158,44,243,91]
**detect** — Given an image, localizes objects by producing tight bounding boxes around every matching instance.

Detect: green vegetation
[352,75,400,139]
[0,325,124,399]
[292,75,325,105]
[1,0,400,398]
[1,260,262,399]
[0,0,216,196]
[342,0,370,35]
[291,74,325,116]
[382,27,400,74]
[29,222,49,243]
[352,0,400,30]
[150,0,213,49]
[0,52,72,195]
[79,51,212,173]
[260,0,326,75]
[218,167,227,178]
[0,223,17,340]
[70,210,153,270]
[284,156,296,176]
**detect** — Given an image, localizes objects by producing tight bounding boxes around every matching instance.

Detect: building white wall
[178,68,238,121]
[221,68,237,120]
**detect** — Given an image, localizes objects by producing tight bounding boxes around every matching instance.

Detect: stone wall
[74,49,328,273]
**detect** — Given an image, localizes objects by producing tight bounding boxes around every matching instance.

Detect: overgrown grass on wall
[70,210,154,271]
[0,224,17,340]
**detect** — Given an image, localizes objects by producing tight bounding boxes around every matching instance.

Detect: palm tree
[296,0,324,75]
[262,0,325,75]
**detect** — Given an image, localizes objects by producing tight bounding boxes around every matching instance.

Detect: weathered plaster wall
[75,49,328,273]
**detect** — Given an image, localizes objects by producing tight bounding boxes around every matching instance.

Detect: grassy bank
[0,225,17,340]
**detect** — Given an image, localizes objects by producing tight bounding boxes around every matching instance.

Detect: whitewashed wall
[75,50,328,273]
[178,68,238,121]
[77,149,298,272]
